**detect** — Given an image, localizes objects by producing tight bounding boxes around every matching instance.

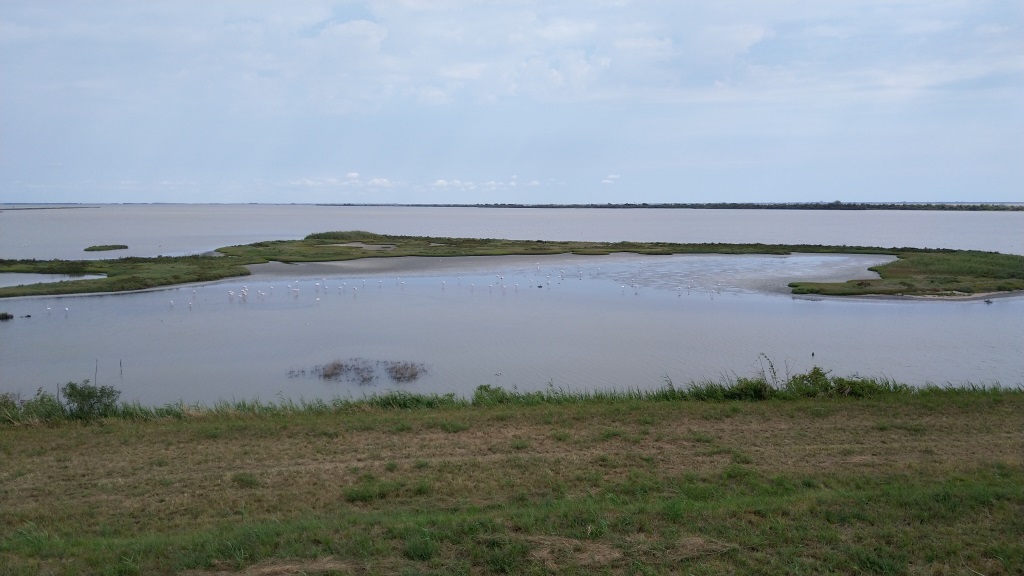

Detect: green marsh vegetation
[83,244,128,252]
[1,231,1022,298]
[1,374,1022,574]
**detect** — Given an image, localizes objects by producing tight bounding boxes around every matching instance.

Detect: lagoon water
[1,204,1022,405]
[2,204,1022,259]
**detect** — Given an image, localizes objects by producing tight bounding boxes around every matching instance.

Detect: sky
[1,1,1021,205]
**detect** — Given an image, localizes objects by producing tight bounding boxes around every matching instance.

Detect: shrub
[785,366,833,397]
[472,384,515,406]
[725,377,775,400]
[62,380,120,420]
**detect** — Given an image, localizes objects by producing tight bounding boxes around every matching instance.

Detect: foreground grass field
[2,379,1022,575]
[1,231,1022,298]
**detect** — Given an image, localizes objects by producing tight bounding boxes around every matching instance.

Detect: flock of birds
[218,261,726,305]
[48,260,731,318]
[206,261,727,307]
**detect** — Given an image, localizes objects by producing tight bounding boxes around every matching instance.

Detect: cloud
[898,20,958,36]
[2,1,1022,204]
[432,178,489,190]
[287,176,364,188]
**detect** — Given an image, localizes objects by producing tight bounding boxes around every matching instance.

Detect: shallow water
[2,253,1020,405]
[0,273,106,288]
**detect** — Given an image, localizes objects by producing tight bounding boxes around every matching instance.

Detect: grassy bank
[1,231,1022,298]
[1,374,1022,575]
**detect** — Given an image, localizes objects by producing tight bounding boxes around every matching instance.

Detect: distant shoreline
[316,201,1024,211]
[2,202,1022,211]
[0,205,100,211]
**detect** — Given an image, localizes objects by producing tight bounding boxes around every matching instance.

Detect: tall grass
[2,368,1019,427]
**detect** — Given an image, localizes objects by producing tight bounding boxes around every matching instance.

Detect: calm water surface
[1,252,1020,405]
[1,205,1021,404]
[2,204,1022,259]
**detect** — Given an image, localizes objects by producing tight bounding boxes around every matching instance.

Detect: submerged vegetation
[288,358,428,386]
[1,374,1021,574]
[1,230,1022,298]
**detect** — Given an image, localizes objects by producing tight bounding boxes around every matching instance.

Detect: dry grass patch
[180,557,354,576]
[528,535,623,570]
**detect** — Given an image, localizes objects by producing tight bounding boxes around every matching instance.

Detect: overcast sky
[1,1,1021,204]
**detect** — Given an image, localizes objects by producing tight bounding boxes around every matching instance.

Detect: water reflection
[1,253,1020,406]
